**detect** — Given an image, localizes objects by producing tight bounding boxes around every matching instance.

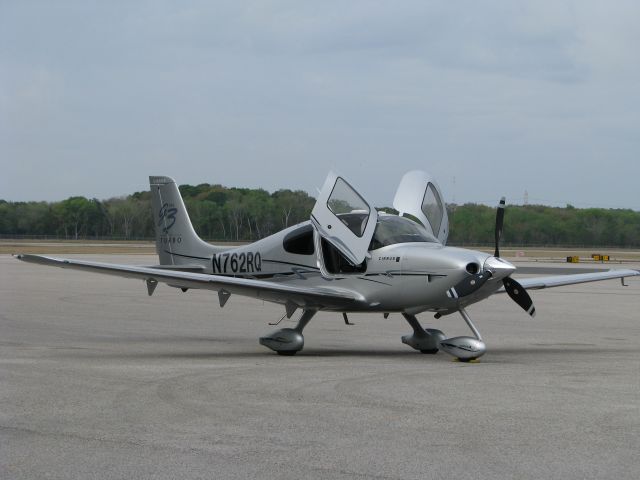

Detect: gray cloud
[1,1,639,210]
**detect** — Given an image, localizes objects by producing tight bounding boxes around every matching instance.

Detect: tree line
[1,184,640,247]
[448,203,640,247]
[0,184,316,242]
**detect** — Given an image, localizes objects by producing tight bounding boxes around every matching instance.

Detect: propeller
[446,271,491,299]
[493,197,536,318]
[447,197,505,299]
[503,277,536,317]
[446,197,536,318]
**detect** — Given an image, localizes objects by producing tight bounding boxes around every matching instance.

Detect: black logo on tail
[158,203,178,233]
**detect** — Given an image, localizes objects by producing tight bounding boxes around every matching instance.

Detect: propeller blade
[503,277,536,317]
[447,272,491,299]
[494,197,505,258]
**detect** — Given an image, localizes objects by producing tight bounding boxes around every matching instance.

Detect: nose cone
[484,256,516,280]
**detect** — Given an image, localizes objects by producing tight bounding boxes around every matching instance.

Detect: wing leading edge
[499,269,639,292]
[15,254,363,310]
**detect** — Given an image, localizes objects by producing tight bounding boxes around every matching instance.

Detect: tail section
[149,176,225,266]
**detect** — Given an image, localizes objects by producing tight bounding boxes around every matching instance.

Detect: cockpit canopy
[327,212,439,251]
[311,170,449,267]
[370,214,439,250]
[282,214,438,260]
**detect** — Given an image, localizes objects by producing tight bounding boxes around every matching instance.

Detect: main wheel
[420,349,439,354]
[277,350,297,356]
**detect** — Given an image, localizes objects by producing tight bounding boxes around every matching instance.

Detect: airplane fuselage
[164,219,502,314]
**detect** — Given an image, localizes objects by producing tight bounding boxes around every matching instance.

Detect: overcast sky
[1,1,639,209]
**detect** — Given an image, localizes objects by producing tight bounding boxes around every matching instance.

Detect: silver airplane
[16,171,639,361]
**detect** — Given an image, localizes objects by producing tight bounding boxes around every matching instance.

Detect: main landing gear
[402,307,487,362]
[259,310,317,356]
[401,313,445,354]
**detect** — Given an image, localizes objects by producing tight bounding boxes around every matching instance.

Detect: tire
[420,349,439,354]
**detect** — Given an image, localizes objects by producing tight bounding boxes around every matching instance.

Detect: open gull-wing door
[392,170,449,244]
[310,172,377,266]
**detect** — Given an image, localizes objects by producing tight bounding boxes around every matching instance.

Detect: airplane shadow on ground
[56,347,423,361]
[26,332,630,361]
[49,342,630,361]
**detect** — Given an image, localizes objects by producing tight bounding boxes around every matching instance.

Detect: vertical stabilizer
[149,176,222,266]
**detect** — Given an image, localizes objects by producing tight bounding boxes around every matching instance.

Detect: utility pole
[452,176,456,204]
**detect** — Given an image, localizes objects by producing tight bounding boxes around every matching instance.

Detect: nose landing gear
[401,308,486,361]
[438,307,486,362]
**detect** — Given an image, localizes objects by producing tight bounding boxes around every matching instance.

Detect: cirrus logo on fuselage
[158,203,178,233]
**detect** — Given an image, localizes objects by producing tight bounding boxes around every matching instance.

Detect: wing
[15,254,363,310]
[499,269,639,292]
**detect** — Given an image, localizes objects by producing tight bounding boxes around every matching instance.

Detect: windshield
[369,215,439,250]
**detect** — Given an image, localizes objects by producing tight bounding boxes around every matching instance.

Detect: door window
[421,183,444,236]
[283,225,314,255]
[311,171,378,266]
[327,178,371,237]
